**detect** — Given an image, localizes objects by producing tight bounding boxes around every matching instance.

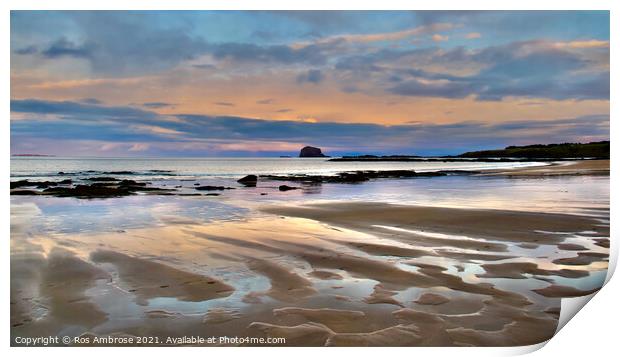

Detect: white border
[3,1,616,356]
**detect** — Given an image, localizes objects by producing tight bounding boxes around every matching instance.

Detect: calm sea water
[10,157,609,236]
[10,157,543,181]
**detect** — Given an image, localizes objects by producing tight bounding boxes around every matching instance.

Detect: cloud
[214,102,235,107]
[10,98,609,156]
[552,39,609,49]
[10,99,159,124]
[389,78,472,98]
[336,39,609,101]
[431,34,449,42]
[209,42,328,66]
[296,69,324,84]
[14,45,38,55]
[128,143,150,151]
[257,98,275,104]
[16,12,209,74]
[41,38,94,59]
[464,32,481,39]
[142,102,175,109]
[192,64,217,70]
[329,23,454,44]
[79,98,103,104]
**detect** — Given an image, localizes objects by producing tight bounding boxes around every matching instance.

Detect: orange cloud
[432,34,449,42]
[464,32,482,39]
[291,23,455,48]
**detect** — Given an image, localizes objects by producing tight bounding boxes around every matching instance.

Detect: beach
[10,158,610,346]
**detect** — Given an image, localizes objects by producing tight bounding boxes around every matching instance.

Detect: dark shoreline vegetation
[330,141,610,162]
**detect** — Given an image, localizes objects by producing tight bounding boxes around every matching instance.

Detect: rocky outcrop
[11,179,72,189]
[237,175,258,187]
[299,146,327,158]
[194,186,235,191]
[11,177,172,198]
[278,185,299,191]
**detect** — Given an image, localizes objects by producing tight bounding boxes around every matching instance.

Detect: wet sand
[11,199,609,347]
[10,160,610,347]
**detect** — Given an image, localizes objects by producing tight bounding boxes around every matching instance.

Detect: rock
[278,185,299,191]
[195,186,235,191]
[11,180,31,189]
[30,181,175,199]
[299,146,327,158]
[11,179,72,189]
[89,182,117,187]
[10,190,38,195]
[237,175,258,187]
[43,185,133,198]
[118,179,146,187]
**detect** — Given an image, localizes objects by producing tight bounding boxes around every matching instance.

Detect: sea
[11,156,609,235]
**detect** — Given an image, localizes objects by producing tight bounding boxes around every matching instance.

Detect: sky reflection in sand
[10,173,610,346]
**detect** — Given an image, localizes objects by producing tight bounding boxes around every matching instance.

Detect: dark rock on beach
[118,179,147,187]
[42,185,133,198]
[11,177,173,199]
[299,146,327,158]
[237,175,258,187]
[10,190,39,195]
[11,179,73,189]
[195,186,235,191]
[11,180,31,189]
[278,185,299,191]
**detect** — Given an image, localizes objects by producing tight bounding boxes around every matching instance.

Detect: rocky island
[299,146,327,158]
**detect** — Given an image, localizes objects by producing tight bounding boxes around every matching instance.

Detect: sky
[10,11,610,157]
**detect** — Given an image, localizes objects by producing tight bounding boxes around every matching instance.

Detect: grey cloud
[79,98,103,104]
[42,38,94,59]
[296,69,324,84]
[209,42,327,65]
[337,40,609,101]
[143,102,175,109]
[14,45,38,55]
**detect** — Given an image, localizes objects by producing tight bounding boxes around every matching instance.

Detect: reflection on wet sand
[10,199,609,346]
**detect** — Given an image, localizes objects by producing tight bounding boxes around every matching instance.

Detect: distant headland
[328,141,609,162]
